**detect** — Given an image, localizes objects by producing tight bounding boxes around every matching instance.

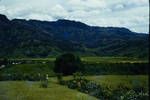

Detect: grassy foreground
[0,81,97,100]
[0,76,148,100]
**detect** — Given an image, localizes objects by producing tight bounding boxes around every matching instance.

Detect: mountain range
[0,14,149,58]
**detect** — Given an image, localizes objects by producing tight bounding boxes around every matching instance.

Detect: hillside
[0,14,149,58]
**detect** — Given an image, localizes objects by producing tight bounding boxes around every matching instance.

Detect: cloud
[0,5,5,12]
[50,4,68,19]
[68,0,107,10]
[0,0,149,33]
[25,13,54,21]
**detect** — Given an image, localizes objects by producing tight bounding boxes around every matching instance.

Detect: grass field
[0,56,148,81]
[0,75,148,100]
[0,63,55,76]
[0,57,149,99]
[8,56,148,63]
[0,81,97,100]
[81,57,148,63]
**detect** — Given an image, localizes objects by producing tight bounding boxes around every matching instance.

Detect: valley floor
[0,81,97,100]
[0,75,148,100]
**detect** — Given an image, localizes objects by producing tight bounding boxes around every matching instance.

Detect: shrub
[83,62,148,75]
[137,92,149,100]
[67,72,88,90]
[0,58,9,66]
[73,72,84,80]
[40,74,49,88]
[56,73,64,84]
[54,53,83,75]
[40,80,48,88]
[119,90,149,100]
[67,80,78,89]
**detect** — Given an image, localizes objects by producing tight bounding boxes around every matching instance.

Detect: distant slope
[0,14,149,58]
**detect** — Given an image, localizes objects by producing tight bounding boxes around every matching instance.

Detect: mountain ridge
[1,14,146,34]
[0,14,149,58]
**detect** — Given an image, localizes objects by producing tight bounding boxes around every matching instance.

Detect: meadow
[8,56,148,63]
[0,81,97,100]
[0,56,149,100]
[0,75,148,100]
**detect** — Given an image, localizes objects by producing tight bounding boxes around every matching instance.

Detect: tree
[0,58,8,66]
[54,53,83,75]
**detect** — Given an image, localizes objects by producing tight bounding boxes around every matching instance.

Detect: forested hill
[0,14,149,58]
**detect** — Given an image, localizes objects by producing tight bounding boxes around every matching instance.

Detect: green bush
[56,73,65,84]
[0,58,9,66]
[54,53,84,75]
[40,80,48,88]
[40,74,49,88]
[120,90,149,100]
[63,76,149,100]
[0,63,54,81]
[83,62,148,75]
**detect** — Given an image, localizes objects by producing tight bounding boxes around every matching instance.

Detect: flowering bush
[120,90,149,100]
[64,75,149,100]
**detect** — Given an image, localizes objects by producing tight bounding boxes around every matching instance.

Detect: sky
[0,0,149,33]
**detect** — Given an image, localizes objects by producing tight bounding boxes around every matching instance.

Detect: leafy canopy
[54,53,83,75]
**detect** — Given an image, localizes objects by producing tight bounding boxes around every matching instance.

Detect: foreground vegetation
[0,63,55,81]
[0,81,97,100]
[0,60,148,81]
[63,75,149,90]
[0,75,148,100]
[62,75,149,100]
[0,56,149,99]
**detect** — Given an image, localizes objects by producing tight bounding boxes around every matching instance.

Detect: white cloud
[0,0,149,33]
[0,5,5,12]
[69,0,107,9]
[127,0,148,6]
[50,4,68,19]
[25,13,54,21]
[116,4,124,8]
